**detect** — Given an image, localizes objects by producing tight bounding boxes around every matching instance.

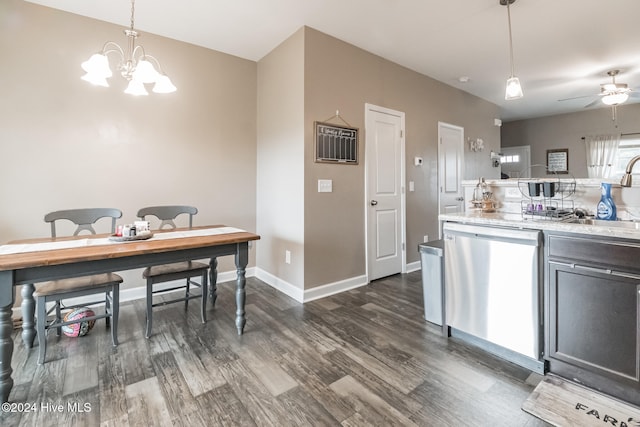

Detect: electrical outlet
[424,235,429,243]
[285,250,291,264]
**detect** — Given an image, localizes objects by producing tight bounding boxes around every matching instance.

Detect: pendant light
[80,0,176,95]
[501,0,523,100]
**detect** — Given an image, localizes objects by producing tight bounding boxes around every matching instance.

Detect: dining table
[0,225,260,403]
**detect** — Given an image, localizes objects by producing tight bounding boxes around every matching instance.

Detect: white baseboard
[303,274,368,302]
[11,267,256,320]
[405,261,421,273]
[255,268,368,303]
[254,268,304,303]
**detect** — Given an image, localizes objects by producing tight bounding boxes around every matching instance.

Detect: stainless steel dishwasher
[443,222,544,373]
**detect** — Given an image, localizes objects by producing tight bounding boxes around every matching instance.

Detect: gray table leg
[0,270,16,403]
[234,243,248,335]
[209,257,218,306]
[21,284,36,348]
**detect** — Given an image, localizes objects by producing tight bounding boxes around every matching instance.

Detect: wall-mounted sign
[314,121,358,164]
[547,148,569,174]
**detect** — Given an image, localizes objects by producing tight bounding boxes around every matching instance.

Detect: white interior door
[438,122,465,215]
[500,145,531,178]
[365,104,405,281]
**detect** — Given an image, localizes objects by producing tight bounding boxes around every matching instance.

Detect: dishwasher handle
[443,222,541,246]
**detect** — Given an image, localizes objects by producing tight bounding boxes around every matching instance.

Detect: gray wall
[256,28,305,289]
[302,28,501,287]
[501,103,640,178]
[1,1,257,304]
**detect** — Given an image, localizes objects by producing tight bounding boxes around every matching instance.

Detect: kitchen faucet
[620,155,640,187]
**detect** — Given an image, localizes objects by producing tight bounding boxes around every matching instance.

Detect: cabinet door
[547,262,640,387]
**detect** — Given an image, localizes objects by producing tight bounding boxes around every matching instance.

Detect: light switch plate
[318,179,332,192]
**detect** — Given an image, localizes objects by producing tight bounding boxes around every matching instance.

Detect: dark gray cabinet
[545,233,640,406]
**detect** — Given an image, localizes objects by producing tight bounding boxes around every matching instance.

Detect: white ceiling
[25,0,640,122]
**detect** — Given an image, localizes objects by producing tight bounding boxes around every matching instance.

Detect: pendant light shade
[502,0,523,100]
[505,77,524,100]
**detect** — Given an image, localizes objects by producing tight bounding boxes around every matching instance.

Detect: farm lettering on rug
[576,402,640,427]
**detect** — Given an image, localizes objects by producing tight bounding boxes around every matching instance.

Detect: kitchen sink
[565,218,640,229]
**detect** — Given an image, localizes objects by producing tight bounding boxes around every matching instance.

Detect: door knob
[455,197,464,201]
[370,200,378,206]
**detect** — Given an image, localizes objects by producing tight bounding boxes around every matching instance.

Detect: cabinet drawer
[547,234,640,271]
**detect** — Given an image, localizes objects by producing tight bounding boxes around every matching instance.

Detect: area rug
[522,376,640,426]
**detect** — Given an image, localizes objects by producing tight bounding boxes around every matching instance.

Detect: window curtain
[585,134,619,178]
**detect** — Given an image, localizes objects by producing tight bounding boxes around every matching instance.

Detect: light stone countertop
[439,210,640,240]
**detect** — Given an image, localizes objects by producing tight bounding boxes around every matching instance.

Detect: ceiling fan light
[505,76,524,100]
[602,93,628,106]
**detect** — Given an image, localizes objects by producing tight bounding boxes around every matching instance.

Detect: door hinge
[400,130,404,138]
[402,242,405,250]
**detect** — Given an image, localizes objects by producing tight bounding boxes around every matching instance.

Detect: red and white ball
[62,307,96,337]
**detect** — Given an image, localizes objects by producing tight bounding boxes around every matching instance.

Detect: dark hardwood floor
[2,272,549,426]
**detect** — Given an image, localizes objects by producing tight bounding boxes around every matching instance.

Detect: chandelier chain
[130,0,135,31]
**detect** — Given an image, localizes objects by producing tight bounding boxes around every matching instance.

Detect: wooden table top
[0,225,260,271]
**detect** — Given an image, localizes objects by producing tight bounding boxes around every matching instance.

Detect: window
[500,154,520,164]
[612,133,640,178]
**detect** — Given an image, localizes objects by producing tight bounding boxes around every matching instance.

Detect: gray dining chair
[34,208,123,364]
[136,205,208,338]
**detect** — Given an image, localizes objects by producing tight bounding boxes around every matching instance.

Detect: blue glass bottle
[596,182,617,220]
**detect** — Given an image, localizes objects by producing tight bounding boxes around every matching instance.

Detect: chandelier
[501,0,523,100]
[80,0,176,95]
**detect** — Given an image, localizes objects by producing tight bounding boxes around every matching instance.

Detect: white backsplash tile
[463,178,640,220]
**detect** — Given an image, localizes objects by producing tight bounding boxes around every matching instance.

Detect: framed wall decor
[314,121,359,164]
[547,148,569,174]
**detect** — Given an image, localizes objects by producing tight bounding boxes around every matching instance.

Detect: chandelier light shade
[80,0,176,96]
[501,0,523,100]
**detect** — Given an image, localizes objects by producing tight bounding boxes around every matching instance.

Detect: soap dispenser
[473,177,484,201]
[596,182,617,220]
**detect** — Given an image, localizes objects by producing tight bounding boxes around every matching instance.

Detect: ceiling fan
[559,69,636,108]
